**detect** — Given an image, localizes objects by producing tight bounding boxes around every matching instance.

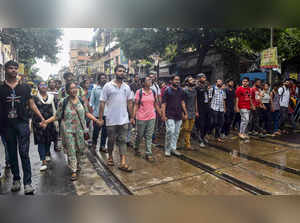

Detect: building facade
[89,28,134,79]
[0,29,17,81]
[69,40,91,80]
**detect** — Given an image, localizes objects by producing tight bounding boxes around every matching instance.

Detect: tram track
[155,145,271,195]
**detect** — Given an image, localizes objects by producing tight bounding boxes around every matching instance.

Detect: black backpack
[60,96,85,121]
[138,88,156,108]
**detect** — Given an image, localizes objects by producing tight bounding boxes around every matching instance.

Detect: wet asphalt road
[1,130,300,195]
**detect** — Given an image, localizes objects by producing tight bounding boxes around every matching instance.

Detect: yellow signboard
[260,47,279,69]
[18,63,25,75]
[289,73,298,80]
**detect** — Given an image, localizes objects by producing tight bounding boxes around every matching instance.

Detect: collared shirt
[89,85,106,117]
[209,86,226,112]
[100,80,133,126]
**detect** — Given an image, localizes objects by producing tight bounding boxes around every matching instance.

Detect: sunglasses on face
[39,84,48,88]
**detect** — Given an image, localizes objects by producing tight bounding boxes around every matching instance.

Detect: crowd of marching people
[0,60,299,194]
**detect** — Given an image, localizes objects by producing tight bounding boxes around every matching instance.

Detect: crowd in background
[1,60,300,194]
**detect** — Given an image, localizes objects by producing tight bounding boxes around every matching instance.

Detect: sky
[33,28,94,80]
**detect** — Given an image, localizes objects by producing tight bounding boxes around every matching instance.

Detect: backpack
[138,88,156,108]
[60,96,85,121]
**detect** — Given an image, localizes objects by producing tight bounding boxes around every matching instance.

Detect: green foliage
[112,28,300,70]
[5,28,63,64]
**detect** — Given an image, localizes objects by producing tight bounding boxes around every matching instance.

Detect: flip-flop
[186,147,196,151]
[71,173,77,181]
[118,165,133,173]
[107,159,114,166]
[100,148,108,153]
[144,155,155,163]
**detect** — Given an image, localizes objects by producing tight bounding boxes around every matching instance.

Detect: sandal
[134,150,142,157]
[99,147,108,153]
[71,172,77,181]
[107,158,114,166]
[118,164,133,173]
[145,155,155,163]
[186,147,196,151]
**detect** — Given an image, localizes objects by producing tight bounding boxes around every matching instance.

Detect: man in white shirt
[99,65,134,172]
[278,79,291,133]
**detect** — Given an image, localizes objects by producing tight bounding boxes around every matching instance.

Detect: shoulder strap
[61,96,69,120]
[138,89,143,108]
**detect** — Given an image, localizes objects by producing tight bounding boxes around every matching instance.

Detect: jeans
[1,135,10,165]
[107,124,128,156]
[279,107,289,130]
[135,119,155,155]
[4,120,32,185]
[279,106,296,130]
[178,119,195,148]
[165,119,182,154]
[211,110,225,138]
[272,110,280,132]
[92,116,107,148]
[240,109,250,134]
[222,110,235,136]
[261,103,272,133]
[38,143,51,161]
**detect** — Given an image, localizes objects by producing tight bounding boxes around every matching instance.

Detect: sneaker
[45,156,51,162]
[165,152,171,157]
[238,133,246,140]
[11,180,21,192]
[203,137,209,144]
[220,134,226,139]
[40,164,47,172]
[171,150,181,156]
[24,184,35,195]
[259,133,266,138]
[252,131,259,136]
[199,142,206,148]
[244,134,250,139]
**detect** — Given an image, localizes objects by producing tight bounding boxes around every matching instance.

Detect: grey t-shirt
[183,87,197,119]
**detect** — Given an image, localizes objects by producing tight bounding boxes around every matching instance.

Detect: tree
[114,28,300,74]
[4,28,63,64]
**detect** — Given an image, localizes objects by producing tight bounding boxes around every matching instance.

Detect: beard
[116,75,124,81]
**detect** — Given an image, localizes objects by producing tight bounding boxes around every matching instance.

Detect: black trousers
[196,103,210,141]
[92,116,107,148]
[249,108,263,133]
[211,110,225,138]
[222,110,235,136]
[4,120,32,185]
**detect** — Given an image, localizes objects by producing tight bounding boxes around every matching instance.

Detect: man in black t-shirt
[161,75,188,157]
[0,61,45,195]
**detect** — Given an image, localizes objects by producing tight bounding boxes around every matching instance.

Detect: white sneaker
[40,165,47,171]
[199,142,206,148]
[45,156,51,162]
